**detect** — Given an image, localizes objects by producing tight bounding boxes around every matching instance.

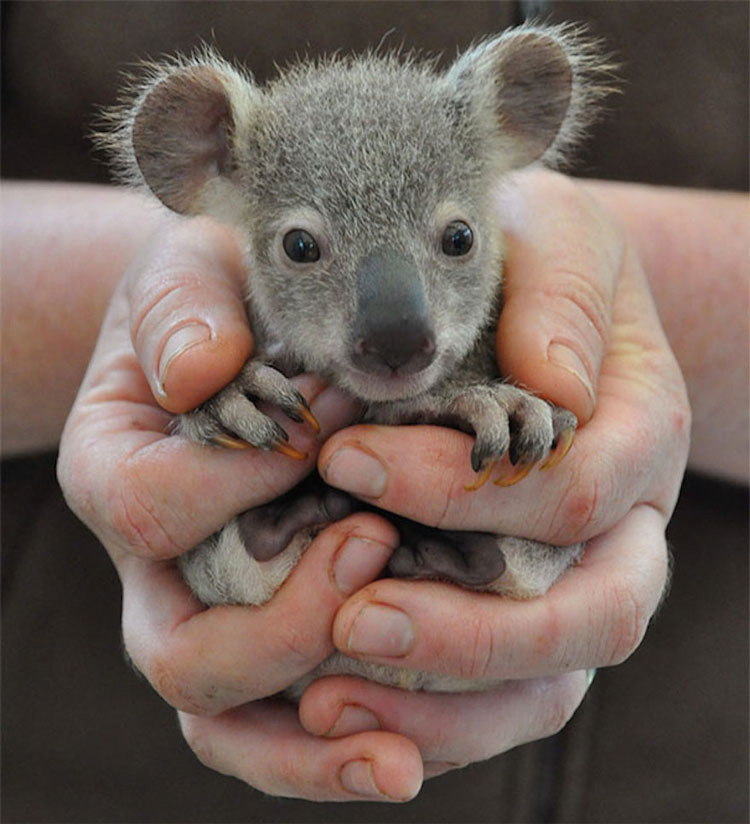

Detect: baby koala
[103,23,610,694]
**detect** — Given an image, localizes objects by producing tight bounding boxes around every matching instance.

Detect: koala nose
[352,316,436,374]
[352,248,437,376]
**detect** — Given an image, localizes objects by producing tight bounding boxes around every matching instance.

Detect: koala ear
[104,53,261,216]
[131,63,237,213]
[446,25,604,170]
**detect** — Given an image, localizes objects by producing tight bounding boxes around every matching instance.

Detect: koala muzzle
[351,247,436,376]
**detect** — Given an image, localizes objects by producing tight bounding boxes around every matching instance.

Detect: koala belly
[178,474,584,698]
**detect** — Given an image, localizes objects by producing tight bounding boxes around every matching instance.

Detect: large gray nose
[351,248,436,376]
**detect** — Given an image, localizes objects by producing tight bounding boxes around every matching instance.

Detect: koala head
[106,24,607,402]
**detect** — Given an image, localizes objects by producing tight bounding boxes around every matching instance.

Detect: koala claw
[208,429,307,459]
[272,440,308,460]
[295,403,321,433]
[463,460,497,491]
[209,433,251,450]
[494,458,536,487]
[540,426,575,471]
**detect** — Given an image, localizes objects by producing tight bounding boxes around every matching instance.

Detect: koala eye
[283,229,320,263]
[441,221,474,257]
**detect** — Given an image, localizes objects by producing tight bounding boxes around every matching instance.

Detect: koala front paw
[174,359,320,458]
[448,384,577,489]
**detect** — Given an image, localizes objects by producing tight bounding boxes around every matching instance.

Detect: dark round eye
[441,221,474,256]
[283,229,320,263]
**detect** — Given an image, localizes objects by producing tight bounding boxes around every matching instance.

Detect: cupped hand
[306,168,690,775]
[57,216,428,801]
[58,167,691,800]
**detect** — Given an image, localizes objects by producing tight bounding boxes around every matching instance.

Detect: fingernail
[333,537,394,596]
[346,604,414,658]
[157,323,211,392]
[339,759,390,800]
[548,342,595,407]
[326,704,381,737]
[587,668,597,688]
[323,446,387,499]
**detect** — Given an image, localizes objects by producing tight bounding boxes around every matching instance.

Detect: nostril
[352,325,436,375]
[353,338,372,358]
[419,335,436,357]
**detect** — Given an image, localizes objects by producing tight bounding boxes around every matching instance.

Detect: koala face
[240,59,503,400]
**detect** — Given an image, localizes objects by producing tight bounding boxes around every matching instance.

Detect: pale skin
[3,171,747,800]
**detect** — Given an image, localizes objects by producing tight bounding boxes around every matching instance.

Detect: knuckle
[665,379,692,464]
[549,461,613,544]
[142,650,216,715]
[108,459,184,559]
[544,270,611,356]
[455,615,496,682]
[274,750,317,797]
[274,618,331,671]
[129,259,212,350]
[179,714,218,770]
[56,447,95,526]
[535,675,587,739]
[603,576,651,665]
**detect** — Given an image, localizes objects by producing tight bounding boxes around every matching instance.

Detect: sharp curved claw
[273,440,308,461]
[540,427,575,471]
[464,460,496,492]
[494,459,535,487]
[210,434,251,450]
[298,404,321,433]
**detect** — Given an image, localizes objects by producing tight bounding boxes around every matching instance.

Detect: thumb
[493,170,622,424]
[126,216,253,413]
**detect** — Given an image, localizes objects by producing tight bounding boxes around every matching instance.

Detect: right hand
[56,216,425,801]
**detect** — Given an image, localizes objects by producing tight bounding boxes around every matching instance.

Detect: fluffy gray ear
[101,52,260,216]
[446,24,611,170]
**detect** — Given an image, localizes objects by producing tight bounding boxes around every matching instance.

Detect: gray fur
[100,23,612,694]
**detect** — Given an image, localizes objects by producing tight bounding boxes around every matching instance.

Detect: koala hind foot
[389,517,583,599]
[179,477,355,606]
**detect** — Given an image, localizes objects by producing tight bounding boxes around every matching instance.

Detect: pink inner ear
[132,65,235,213]
[495,33,573,163]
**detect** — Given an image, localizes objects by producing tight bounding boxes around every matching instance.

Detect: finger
[331,505,669,682]
[493,169,622,424]
[126,216,253,413]
[299,670,590,772]
[179,700,422,802]
[120,512,399,715]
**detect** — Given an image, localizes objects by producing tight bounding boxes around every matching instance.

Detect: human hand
[269,168,690,779]
[59,165,691,799]
[57,217,427,801]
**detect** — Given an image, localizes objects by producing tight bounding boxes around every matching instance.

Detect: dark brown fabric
[2,2,748,822]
